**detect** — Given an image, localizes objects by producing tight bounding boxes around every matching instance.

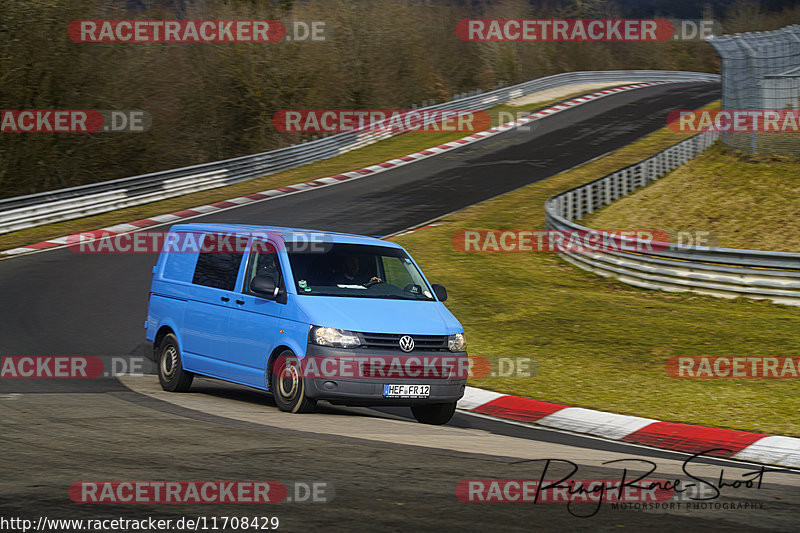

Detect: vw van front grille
[359,332,448,351]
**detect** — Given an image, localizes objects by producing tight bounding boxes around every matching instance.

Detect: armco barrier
[544,130,800,307]
[0,70,718,235]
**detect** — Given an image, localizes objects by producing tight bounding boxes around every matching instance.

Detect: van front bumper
[299,345,468,406]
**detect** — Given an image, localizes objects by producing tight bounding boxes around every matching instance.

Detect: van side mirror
[432,283,448,302]
[251,275,280,300]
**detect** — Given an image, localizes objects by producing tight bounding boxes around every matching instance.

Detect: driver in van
[334,255,382,286]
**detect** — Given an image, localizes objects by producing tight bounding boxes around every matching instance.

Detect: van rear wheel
[411,402,456,425]
[158,333,193,392]
[271,350,316,413]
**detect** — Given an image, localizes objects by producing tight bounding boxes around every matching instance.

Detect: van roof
[169,223,402,249]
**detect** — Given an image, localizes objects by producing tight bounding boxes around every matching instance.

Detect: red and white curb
[1,82,677,256]
[457,386,800,468]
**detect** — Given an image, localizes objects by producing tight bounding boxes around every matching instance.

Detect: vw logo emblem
[399,335,415,352]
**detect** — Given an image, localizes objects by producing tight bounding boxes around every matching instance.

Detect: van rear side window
[191,234,244,291]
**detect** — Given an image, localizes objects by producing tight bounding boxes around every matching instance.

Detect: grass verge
[391,105,799,437]
[583,144,800,251]
[0,86,627,252]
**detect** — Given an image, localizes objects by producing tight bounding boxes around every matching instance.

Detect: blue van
[144,223,467,424]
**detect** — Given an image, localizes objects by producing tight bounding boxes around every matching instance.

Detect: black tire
[411,402,457,425]
[271,350,316,413]
[157,333,193,392]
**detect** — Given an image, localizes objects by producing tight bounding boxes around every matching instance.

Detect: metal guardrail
[544,131,800,307]
[0,70,719,235]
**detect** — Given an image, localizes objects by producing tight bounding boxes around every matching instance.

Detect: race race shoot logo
[67,230,333,254]
[668,110,800,133]
[68,20,329,43]
[69,481,331,504]
[452,229,671,253]
[273,110,491,133]
[667,356,800,378]
[0,356,147,378]
[456,19,717,42]
[1,110,150,133]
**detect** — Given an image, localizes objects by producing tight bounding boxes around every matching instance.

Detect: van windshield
[286,243,435,300]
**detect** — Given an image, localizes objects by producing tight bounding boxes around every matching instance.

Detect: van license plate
[383,384,430,398]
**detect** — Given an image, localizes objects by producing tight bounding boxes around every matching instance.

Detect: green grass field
[583,144,800,251]
[391,117,799,437]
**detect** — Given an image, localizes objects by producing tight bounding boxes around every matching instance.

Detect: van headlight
[448,333,466,352]
[310,326,361,349]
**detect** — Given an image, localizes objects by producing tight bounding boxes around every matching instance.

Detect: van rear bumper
[299,345,468,405]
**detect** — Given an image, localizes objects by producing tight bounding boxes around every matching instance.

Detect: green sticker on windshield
[304,287,311,292]
[298,280,307,288]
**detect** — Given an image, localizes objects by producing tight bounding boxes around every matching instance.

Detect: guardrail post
[565,192,573,220]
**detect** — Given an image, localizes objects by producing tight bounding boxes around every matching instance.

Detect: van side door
[181,233,245,379]
[225,239,286,388]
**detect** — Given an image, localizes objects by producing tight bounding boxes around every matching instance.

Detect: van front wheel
[271,350,316,413]
[158,333,193,392]
[411,402,456,425]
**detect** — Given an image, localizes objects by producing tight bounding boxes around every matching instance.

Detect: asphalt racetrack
[0,82,719,358]
[5,81,798,531]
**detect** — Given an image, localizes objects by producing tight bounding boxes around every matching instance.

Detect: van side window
[245,240,282,294]
[191,234,244,291]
